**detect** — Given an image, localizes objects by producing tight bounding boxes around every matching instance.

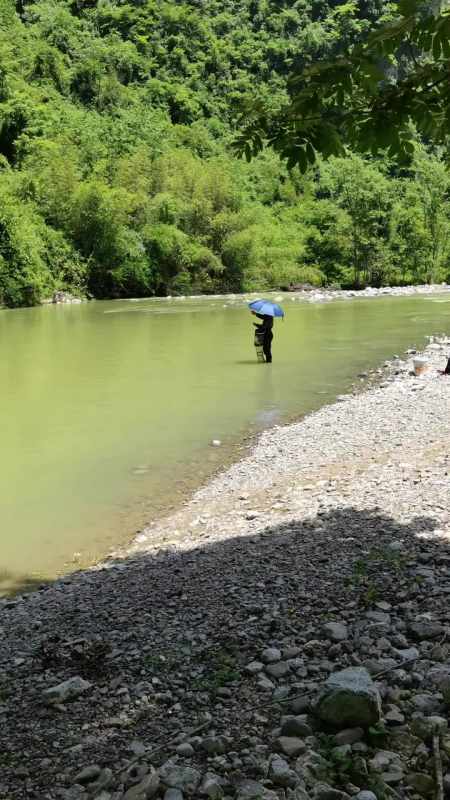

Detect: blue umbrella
[248,298,284,318]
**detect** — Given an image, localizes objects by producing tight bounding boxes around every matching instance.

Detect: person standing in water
[440,357,450,375]
[252,311,273,363]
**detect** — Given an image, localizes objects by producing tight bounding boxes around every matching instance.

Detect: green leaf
[398,0,420,16]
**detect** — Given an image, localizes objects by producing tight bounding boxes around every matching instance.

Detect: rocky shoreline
[285,282,450,304]
[1,339,450,800]
[174,283,450,305]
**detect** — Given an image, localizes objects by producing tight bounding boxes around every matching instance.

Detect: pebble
[268,755,298,788]
[73,765,102,784]
[280,715,313,737]
[265,661,290,678]
[158,763,201,794]
[276,736,306,757]
[261,648,282,664]
[334,728,364,746]
[322,622,348,642]
[176,743,194,757]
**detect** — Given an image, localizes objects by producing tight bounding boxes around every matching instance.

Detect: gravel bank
[1,339,450,800]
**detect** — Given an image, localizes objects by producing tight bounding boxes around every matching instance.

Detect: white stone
[43,676,92,705]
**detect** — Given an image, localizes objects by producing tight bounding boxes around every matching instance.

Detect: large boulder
[315,668,381,729]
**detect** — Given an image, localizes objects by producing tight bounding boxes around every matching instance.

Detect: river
[1,292,450,593]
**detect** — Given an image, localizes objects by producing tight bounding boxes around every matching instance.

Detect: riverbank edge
[116,334,449,567]
[1,281,450,312]
[2,330,447,600]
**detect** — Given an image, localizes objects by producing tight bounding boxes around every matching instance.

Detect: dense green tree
[238,0,450,168]
[1,0,450,306]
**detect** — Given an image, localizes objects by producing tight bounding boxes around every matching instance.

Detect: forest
[0,0,449,307]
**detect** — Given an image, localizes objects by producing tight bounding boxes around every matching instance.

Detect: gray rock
[164,791,183,800]
[381,770,404,785]
[315,668,381,729]
[291,697,311,714]
[276,737,306,758]
[58,790,88,800]
[334,728,364,746]
[387,730,421,758]
[283,647,302,659]
[266,662,290,679]
[235,780,268,799]
[384,706,405,726]
[273,685,290,701]
[411,693,441,714]
[331,745,351,759]
[124,764,149,788]
[257,676,275,691]
[73,766,101,785]
[322,623,348,643]
[428,665,450,689]
[246,661,264,675]
[408,618,444,641]
[281,716,313,738]
[159,762,201,794]
[288,788,310,800]
[365,611,390,625]
[88,769,114,795]
[202,737,226,755]
[43,676,92,705]
[355,793,377,800]
[268,755,299,787]
[407,772,435,796]
[176,743,194,758]
[369,750,402,773]
[199,773,223,799]
[393,647,419,663]
[411,714,448,741]
[295,750,331,788]
[261,648,282,664]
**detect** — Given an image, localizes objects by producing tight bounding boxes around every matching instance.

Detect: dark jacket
[253,313,273,336]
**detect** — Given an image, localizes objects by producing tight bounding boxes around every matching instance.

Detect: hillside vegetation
[1,0,449,306]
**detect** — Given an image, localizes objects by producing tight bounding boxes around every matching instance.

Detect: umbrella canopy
[248,299,284,318]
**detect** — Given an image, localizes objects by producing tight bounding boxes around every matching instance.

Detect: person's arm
[254,312,265,321]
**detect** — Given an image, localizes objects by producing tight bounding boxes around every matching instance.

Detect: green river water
[1,292,450,594]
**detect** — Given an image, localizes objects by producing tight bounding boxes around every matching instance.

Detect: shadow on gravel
[1,506,447,797]
[4,506,440,602]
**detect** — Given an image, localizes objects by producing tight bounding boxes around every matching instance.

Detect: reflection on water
[1,293,450,592]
